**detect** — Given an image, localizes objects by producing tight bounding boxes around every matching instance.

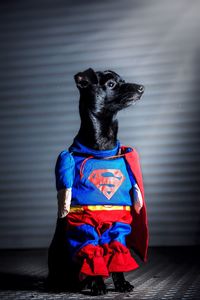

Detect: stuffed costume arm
[133,183,143,214]
[55,151,75,218]
[126,161,143,214]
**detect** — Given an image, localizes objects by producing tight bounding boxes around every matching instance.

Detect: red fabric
[77,244,109,277]
[121,146,149,262]
[67,209,132,232]
[103,241,139,272]
[77,241,138,277]
[88,169,125,199]
[102,243,113,266]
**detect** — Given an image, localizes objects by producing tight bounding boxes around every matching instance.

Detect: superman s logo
[88,169,125,199]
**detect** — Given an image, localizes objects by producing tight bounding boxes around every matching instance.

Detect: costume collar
[69,138,120,158]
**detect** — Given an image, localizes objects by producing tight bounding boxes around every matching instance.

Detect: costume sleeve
[55,151,75,191]
[126,162,143,214]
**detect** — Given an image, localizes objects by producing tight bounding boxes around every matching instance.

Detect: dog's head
[74,68,144,117]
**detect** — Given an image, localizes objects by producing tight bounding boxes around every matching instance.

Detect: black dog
[48,68,144,295]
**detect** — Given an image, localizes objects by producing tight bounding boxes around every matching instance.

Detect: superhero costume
[55,138,148,279]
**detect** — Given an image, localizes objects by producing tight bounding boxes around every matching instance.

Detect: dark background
[0,0,200,249]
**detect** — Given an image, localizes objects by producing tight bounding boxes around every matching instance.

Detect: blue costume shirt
[55,139,137,206]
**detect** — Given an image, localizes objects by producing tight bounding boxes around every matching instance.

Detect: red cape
[121,146,149,262]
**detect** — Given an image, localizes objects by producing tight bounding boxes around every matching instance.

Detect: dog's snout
[137,85,145,93]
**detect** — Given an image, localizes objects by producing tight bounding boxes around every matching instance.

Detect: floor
[0,247,199,299]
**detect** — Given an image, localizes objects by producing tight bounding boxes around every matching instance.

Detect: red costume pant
[66,207,139,278]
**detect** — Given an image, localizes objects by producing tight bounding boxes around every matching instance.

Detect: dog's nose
[137,85,145,93]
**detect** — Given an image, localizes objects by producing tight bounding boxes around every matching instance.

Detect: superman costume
[54,138,148,279]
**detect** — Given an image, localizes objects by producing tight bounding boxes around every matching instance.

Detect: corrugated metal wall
[0,0,200,248]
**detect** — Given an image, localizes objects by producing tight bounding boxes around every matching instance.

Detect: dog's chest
[71,156,132,206]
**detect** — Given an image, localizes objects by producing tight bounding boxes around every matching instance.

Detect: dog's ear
[74,68,98,89]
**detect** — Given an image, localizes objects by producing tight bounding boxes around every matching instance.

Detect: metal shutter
[0,0,200,248]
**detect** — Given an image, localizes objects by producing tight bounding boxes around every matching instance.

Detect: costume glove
[133,183,143,214]
[57,188,72,218]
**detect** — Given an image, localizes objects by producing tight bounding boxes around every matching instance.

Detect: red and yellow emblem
[88,169,125,199]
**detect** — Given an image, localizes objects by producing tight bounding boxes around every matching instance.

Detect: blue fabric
[71,156,133,206]
[125,161,137,186]
[55,151,75,190]
[69,138,120,158]
[66,224,99,257]
[66,222,131,257]
[99,222,131,246]
[55,139,138,205]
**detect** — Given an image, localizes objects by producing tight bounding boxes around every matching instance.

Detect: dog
[48,68,148,295]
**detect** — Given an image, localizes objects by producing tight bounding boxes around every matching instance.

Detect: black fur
[112,272,134,292]
[48,68,144,295]
[74,68,144,150]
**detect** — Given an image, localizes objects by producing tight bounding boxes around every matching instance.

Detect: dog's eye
[79,80,89,88]
[106,80,116,89]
